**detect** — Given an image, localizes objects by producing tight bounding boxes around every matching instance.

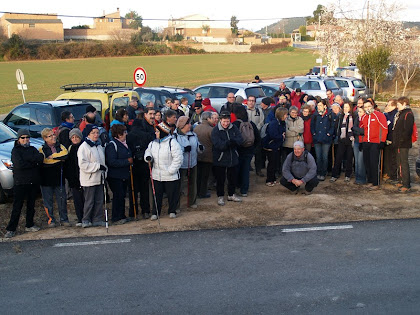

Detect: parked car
[311,65,328,75]
[334,77,369,103]
[55,82,140,130]
[134,86,195,110]
[0,122,43,203]
[3,101,92,138]
[258,82,280,97]
[283,76,343,99]
[335,66,362,79]
[193,82,265,112]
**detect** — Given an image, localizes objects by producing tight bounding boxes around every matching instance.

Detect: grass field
[0,50,316,113]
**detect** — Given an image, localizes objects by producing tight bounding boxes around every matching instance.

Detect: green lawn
[0,50,316,113]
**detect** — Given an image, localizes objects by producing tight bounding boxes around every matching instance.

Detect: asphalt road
[0,219,419,314]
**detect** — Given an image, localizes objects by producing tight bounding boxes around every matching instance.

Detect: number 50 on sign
[133,67,147,87]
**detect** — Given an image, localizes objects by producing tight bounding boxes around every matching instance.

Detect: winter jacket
[282,151,317,183]
[263,119,286,151]
[246,107,265,130]
[39,142,68,186]
[211,121,243,167]
[232,120,261,156]
[392,108,414,149]
[384,108,398,141]
[105,139,132,180]
[57,122,74,149]
[203,105,217,113]
[11,143,44,186]
[126,105,137,120]
[144,135,183,182]
[174,129,202,169]
[310,111,335,144]
[284,116,304,148]
[194,120,214,163]
[352,114,364,144]
[78,139,106,187]
[64,142,82,188]
[301,114,313,145]
[261,107,271,123]
[190,112,202,125]
[335,113,354,145]
[360,111,388,144]
[127,123,155,163]
[109,119,126,138]
[290,91,302,110]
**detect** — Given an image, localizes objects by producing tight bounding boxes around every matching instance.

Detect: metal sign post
[16,69,27,103]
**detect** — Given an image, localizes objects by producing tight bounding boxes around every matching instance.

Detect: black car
[3,101,92,138]
[134,86,195,109]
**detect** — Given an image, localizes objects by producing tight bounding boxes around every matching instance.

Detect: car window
[261,86,277,97]
[336,80,349,88]
[325,80,339,89]
[352,80,366,88]
[54,105,90,124]
[173,92,195,105]
[5,107,33,126]
[194,86,211,98]
[294,80,308,90]
[284,81,294,89]
[35,107,53,126]
[137,91,156,107]
[209,87,237,98]
[245,87,265,98]
[0,123,17,142]
[308,81,321,90]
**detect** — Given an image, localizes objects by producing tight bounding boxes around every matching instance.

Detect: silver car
[334,77,369,103]
[0,123,43,203]
[283,76,343,99]
[193,82,265,112]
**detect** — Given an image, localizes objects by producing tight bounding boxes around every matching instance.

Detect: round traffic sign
[16,69,25,84]
[133,67,147,87]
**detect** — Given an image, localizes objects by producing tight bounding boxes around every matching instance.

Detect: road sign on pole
[133,67,147,87]
[16,69,27,102]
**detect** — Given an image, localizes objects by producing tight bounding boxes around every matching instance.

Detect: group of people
[4,83,417,238]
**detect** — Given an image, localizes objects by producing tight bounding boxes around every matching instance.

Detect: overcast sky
[2,0,419,31]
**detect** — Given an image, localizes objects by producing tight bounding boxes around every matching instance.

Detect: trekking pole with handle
[148,160,160,226]
[130,164,137,219]
[102,173,109,233]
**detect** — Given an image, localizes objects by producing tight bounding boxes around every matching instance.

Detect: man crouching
[280,141,318,194]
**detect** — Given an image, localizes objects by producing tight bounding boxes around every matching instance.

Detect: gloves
[229,139,237,147]
[358,143,363,152]
[184,145,192,152]
[379,142,385,150]
[99,165,107,171]
[199,144,204,151]
[145,156,152,162]
[386,140,392,145]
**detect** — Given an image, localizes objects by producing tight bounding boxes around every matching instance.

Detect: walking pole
[148,161,160,226]
[187,152,191,208]
[130,164,137,219]
[102,173,109,233]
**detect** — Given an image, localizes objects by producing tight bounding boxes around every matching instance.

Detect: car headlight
[2,159,13,170]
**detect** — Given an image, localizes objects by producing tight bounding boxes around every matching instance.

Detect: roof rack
[60,82,133,91]
[159,86,194,92]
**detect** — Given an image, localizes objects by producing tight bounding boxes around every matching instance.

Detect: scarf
[340,113,353,139]
[115,138,128,149]
[61,121,74,129]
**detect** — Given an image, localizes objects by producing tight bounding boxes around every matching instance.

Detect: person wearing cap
[202,98,217,113]
[191,104,203,125]
[4,129,44,238]
[260,97,274,123]
[211,111,243,206]
[78,124,107,228]
[174,116,203,209]
[144,120,183,219]
[280,141,318,194]
[57,111,75,149]
[290,88,303,110]
[253,75,263,83]
[64,128,84,226]
[39,128,69,227]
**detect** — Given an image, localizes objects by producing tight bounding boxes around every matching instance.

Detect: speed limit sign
[133,67,147,87]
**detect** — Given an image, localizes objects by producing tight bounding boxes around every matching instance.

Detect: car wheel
[0,185,8,204]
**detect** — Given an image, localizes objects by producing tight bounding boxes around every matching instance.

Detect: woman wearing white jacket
[144,121,183,220]
[78,125,107,228]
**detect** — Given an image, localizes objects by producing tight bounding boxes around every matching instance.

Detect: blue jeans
[41,185,68,223]
[314,143,331,176]
[237,154,253,194]
[353,142,366,184]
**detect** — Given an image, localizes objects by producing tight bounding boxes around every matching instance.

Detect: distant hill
[403,21,420,29]
[256,17,308,35]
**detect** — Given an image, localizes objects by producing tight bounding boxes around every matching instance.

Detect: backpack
[53,125,69,138]
[237,119,255,147]
[404,112,418,143]
[291,150,308,163]
[260,123,269,139]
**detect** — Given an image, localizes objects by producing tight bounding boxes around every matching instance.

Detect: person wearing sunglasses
[5,129,44,238]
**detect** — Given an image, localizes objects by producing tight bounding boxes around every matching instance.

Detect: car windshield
[54,105,90,124]
[325,80,339,89]
[0,123,17,143]
[173,92,195,105]
[245,87,265,98]
[352,79,366,88]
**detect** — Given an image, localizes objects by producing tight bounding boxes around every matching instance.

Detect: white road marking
[53,239,131,247]
[281,225,353,233]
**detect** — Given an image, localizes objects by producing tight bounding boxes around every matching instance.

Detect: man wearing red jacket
[360,100,388,189]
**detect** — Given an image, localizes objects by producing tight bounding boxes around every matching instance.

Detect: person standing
[300,104,313,152]
[352,107,367,185]
[4,129,44,238]
[78,125,107,228]
[202,98,218,113]
[283,106,304,163]
[383,99,398,183]
[57,111,75,149]
[246,95,265,176]
[39,128,69,227]
[191,104,203,125]
[179,97,190,117]
[392,96,415,192]
[360,100,388,189]
[126,96,140,121]
[195,112,217,198]
[211,111,243,206]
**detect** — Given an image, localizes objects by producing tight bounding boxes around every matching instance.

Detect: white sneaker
[218,197,225,206]
[227,194,242,202]
[169,213,176,218]
[150,215,158,221]
[189,203,198,209]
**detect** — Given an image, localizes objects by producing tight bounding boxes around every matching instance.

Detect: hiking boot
[318,176,325,181]
[169,213,177,219]
[398,187,411,193]
[198,192,211,199]
[218,197,225,206]
[48,222,56,228]
[114,219,127,225]
[344,177,351,182]
[82,221,91,228]
[61,221,72,227]
[369,185,380,190]
[241,193,248,197]
[5,230,15,238]
[150,215,158,221]
[266,182,275,187]
[330,177,338,182]
[75,222,83,227]
[228,194,242,202]
[190,203,198,209]
[25,226,40,232]
[142,213,150,219]
[382,174,390,181]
